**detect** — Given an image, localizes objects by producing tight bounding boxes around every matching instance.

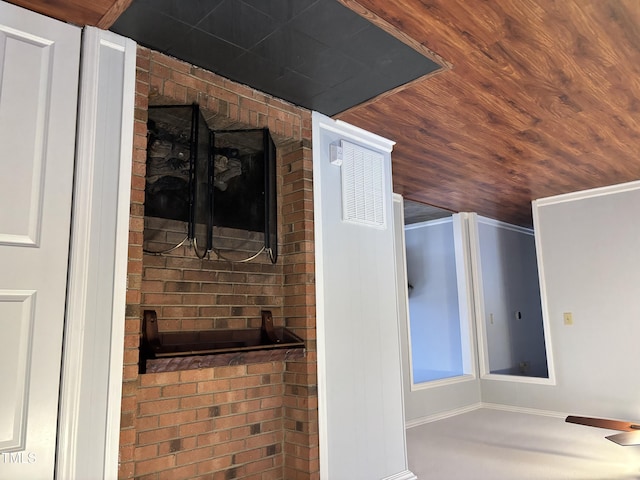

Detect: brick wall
[120,47,318,480]
[142,218,284,332]
[134,364,284,480]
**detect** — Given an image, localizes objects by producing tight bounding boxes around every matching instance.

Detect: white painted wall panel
[482,182,640,420]
[314,113,414,480]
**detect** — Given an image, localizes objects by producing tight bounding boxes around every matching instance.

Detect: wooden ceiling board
[6,0,131,27]
[338,0,640,226]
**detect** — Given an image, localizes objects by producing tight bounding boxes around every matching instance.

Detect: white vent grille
[340,140,386,228]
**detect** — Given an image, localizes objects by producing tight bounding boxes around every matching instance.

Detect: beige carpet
[406,408,640,479]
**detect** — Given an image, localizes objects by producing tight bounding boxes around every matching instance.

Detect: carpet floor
[406,408,640,479]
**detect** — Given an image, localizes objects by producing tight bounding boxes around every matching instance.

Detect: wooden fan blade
[565,415,640,432]
[606,430,640,446]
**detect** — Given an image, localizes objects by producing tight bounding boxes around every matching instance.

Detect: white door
[0,2,80,479]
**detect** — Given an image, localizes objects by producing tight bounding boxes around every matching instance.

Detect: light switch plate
[563,312,573,325]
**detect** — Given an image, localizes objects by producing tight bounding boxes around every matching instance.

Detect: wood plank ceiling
[9,0,640,226]
[338,0,640,226]
[5,0,133,28]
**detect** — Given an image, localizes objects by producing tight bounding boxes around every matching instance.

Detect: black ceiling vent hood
[110,0,443,116]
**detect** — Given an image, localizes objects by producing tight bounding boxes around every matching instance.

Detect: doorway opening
[401,204,553,388]
[403,202,476,386]
[469,215,553,383]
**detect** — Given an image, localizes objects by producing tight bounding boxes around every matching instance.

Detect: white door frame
[56,27,136,480]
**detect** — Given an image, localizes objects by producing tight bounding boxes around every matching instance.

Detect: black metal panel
[212,129,266,234]
[263,129,277,263]
[145,105,213,256]
[110,0,442,116]
[192,108,214,257]
[145,107,277,260]
[145,105,196,225]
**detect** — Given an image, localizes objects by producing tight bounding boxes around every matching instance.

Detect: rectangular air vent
[339,140,386,228]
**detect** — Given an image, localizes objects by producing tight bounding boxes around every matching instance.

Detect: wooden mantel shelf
[140,309,306,373]
[144,347,305,374]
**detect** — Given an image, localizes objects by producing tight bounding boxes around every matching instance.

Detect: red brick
[134,444,159,461]
[244,457,277,475]
[138,426,178,445]
[229,375,262,390]
[215,414,248,430]
[213,365,247,378]
[134,455,175,476]
[158,410,198,427]
[137,415,160,432]
[158,464,198,480]
[212,439,245,457]
[195,455,233,475]
[140,371,181,387]
[178,419,213,437]
[233,447,263,465]
[197,429,231,447]
[161,383,197,398]
[175,446,213,466]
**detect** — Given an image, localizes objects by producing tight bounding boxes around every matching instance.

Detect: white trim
[480,372,555,385]
[391,194,414,480]
[410,373,476,391]
[405,402,568,429]
[481,402,567,419]
[452,213,478,378]
[312,111,330,480]
[56,27,135,480]
[404,215,453,230]
[468,213,490,378]
[532,179,640,207]
[105,28,136,480]
[323,116,396,152]
[383,470,418,480]
[531,203,557,387]
[406,402,482,428]
[395,195,417,393]
[475,214,534,235]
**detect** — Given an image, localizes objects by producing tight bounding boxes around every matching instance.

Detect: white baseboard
[405,402,568,429]
[405,402,482,429]
[382,469,418,480]
[480,402,567,418]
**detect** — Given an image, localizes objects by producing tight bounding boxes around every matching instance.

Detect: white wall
[405,218,463,379]
[481,182,640,420]
[473,216,547,377]
[313,113,415,480]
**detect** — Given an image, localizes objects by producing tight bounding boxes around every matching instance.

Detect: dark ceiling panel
[241,0,318,22]
[195,1,278,50]
[110,0,441,115]
[137,0,223,25]
[169,29,246,73]
[288,0,370,48]
[110,1,193,52]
